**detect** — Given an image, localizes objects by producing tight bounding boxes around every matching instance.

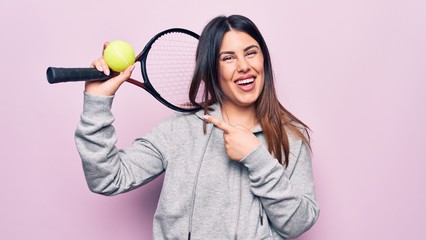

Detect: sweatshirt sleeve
[239,134,320,238]
[74,93,167,196]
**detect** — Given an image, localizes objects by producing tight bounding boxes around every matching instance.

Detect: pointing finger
[203,115,233,134]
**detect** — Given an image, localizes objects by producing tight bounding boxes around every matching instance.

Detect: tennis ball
[103,40,135,72]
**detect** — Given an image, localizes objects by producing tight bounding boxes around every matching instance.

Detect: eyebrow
[219,45,260,57]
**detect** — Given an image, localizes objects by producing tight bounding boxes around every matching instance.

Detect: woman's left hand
[203,115,260,161]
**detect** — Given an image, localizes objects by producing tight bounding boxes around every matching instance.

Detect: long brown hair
[189,15,310,167]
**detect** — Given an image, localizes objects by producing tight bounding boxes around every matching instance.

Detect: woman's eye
[222,55,235,61]
[246,50,257,57]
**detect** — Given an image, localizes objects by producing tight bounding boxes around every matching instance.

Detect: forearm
[240,144,320,238]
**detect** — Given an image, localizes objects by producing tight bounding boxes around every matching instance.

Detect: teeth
[236,78,254,85]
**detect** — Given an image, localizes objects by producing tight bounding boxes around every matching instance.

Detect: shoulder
[149,111,203,136]
[285,120,309,142]
[284,122,312,177]
[154,111,200,128]
[170,110,204,126]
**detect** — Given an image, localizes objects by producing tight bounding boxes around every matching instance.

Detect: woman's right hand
[85,43,135,96]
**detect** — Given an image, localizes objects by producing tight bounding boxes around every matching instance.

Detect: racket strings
[146,32,203,109]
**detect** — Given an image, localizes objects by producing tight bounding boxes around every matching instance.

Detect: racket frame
[133,28,201,112]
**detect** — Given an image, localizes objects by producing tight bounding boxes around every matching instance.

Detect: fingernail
[202,115,209,120]
[105,68,110,76]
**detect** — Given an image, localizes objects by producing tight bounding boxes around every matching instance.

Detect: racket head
[136,28,204,112]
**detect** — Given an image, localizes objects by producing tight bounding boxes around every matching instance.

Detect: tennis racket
[46,28,203,112]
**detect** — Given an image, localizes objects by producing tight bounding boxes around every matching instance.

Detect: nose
[237,58,250,72]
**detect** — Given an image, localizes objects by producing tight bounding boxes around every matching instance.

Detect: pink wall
[1,0,425,239]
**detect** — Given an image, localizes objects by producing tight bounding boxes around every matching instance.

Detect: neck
[221,101,258,130]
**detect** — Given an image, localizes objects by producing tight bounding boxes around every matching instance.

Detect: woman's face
[218,30,264,109]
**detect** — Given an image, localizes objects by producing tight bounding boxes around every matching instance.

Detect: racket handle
[46,67,112,84]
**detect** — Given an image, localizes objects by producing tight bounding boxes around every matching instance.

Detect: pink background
[1,0,425,239]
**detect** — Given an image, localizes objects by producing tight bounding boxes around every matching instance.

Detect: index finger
[203,115,233,134]
[102,41,110,52]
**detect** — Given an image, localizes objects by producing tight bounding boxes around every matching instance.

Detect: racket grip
[46,67,112,84]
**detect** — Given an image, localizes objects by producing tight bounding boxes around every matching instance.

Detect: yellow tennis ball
[103,40,135,72]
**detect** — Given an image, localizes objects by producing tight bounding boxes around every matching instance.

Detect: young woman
[75,15,320,239]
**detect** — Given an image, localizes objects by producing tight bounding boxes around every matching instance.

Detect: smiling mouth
[235,78,255,85]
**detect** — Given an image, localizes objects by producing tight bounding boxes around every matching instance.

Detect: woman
[75,15,320,239]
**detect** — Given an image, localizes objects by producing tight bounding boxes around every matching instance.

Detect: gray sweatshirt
[75,93,320,240]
